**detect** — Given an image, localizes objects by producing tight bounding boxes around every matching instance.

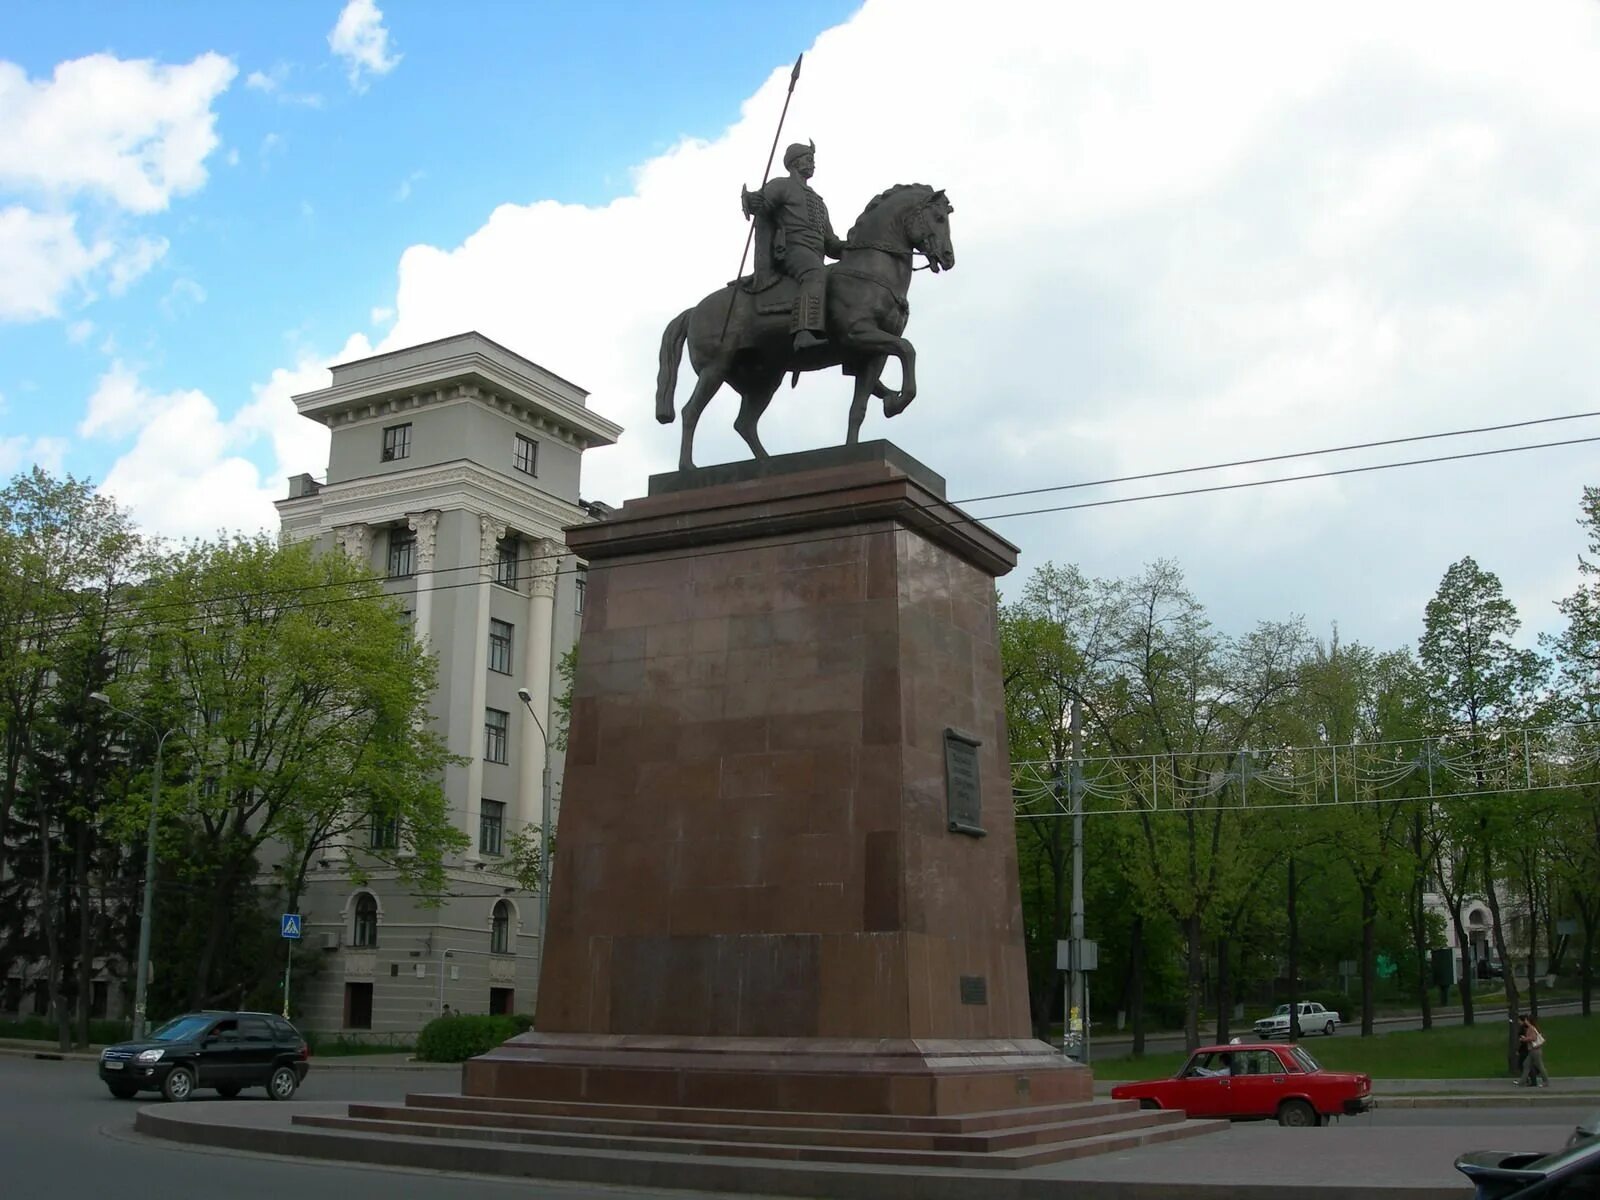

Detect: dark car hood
[103,1039,197,1055]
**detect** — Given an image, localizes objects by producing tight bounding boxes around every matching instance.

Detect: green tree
[1419,556,1547,1066]
[0,468,143,1038]
[116,534,465,1009]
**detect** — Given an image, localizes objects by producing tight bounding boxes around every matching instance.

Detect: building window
[493,537,519,587]
[575,567,587,615]
[352,893,378,948]
[370,808,398,850]
[484,709,509,763]
[387,527,416,577]
[488,619,513,674]
[381,423,411,462]
[514,434,538,476]
[490,899,511,953]
[480,800,505,856]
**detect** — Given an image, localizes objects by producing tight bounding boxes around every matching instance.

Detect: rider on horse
[741,141,847,352]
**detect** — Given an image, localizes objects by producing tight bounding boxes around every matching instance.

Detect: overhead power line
[19,419,1600,639]
[1012,721,1600,819]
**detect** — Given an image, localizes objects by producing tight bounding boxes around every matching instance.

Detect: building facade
[274,332,620,1035]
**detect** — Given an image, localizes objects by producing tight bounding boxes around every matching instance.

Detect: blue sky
[1,0,857,487]
[7,0,1600,652]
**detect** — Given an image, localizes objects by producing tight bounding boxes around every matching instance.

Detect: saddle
[733,271,801,315]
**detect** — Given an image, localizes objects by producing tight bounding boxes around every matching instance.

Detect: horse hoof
[884,392,914,417]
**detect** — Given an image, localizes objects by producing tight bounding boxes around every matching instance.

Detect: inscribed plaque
[944,728,985,836]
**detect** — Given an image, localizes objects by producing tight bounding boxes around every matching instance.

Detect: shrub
[508,1012,534,1033]
[415,1014,519,1063]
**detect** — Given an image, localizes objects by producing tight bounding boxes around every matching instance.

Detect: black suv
[98,1011,310,1101]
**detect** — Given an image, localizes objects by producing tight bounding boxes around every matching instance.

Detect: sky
[4,0,1600,656]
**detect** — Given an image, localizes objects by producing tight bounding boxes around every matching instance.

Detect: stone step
[353,1099,1184,1153]
[295,1107,1214,1171]
[409,1090,1139,1133]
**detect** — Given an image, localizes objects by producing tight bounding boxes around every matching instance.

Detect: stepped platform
[290,1089,1216,1171]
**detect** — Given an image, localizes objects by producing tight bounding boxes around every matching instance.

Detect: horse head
[907,188,954,273]
[847,184,955,272]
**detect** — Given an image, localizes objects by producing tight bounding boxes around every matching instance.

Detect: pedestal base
[464,1033,1091,1116]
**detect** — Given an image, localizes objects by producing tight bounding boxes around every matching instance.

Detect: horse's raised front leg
[678,365,727,471]
[733,367,784,459]
[841,325,916,416]
[847,356,887,444]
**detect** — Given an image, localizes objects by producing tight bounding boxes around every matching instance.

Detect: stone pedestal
[466,442,1089,1115]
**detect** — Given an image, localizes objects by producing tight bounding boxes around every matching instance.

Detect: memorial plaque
[944,728,985,836]
[960,975,988,1005]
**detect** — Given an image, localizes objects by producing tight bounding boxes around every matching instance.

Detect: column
[332,523,371,566]
[519,539,560,831]
[465,514,506,860]
[407,510,440,649]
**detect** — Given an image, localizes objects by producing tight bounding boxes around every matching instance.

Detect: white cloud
[328,0,400,90]
[66,319,93,343]
[244,63,322,108]
[105,235,168,295]
[78,342,366,540]
[393,170,423,202]
[0,52,235,213]
[160,276,206,317]
[0,435,68,477]
[370,306,394,325]
[325,0,1600,650]
[0,206,111,320]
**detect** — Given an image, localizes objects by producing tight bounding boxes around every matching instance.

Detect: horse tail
[655,308,692,424]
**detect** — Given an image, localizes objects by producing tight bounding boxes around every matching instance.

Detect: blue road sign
[281,913,302,939]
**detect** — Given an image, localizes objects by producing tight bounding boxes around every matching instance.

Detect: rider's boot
[793,330,825,351]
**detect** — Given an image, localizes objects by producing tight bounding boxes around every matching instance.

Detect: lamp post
[514,687,554,952]
[89,692,175,1041]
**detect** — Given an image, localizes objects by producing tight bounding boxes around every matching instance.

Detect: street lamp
[514,687,554,952]
[90,692,176,1041]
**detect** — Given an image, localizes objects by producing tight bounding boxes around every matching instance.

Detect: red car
[1110,1042,1371,1128]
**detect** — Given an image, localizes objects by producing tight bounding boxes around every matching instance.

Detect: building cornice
[292,333,621,451]
[288,459,590,542]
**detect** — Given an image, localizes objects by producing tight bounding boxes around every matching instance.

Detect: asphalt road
[0,1055,745,1200]
[1,1054,1591,1199]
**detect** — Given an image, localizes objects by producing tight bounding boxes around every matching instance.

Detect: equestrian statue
[655,140,955,471]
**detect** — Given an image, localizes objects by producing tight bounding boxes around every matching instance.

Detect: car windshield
[147,1015,212,1042]
[1290,1046,1321,1073]
[1272,1005,1290,1016]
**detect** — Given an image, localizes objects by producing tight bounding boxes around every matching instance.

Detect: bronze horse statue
[656,183,954,470]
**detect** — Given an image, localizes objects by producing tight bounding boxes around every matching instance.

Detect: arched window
[353,893,378,948]
[490,900,511,955]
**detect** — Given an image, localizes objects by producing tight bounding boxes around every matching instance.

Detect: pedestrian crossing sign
[281,913,302,939]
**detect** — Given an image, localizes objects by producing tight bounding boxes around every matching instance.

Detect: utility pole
[1068,695,1086,1059]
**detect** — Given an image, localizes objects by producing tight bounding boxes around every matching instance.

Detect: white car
[1253,1001,1341,1039]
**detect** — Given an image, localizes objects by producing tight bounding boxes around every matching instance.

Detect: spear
[719,52,804,346]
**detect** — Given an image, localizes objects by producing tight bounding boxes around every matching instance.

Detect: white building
[275,332,620,1034]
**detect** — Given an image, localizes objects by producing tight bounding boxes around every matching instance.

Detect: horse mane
[848,183,935,242]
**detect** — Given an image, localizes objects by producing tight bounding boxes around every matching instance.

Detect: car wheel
[161,1066,196,1103]
[1138,1099,1160,1111]
[267,1065,299,1101]
[215,1084,241,1098]
[1278,1099,1319,1128]
[1324,1021,1336,1036]
[107,1083,138,1100]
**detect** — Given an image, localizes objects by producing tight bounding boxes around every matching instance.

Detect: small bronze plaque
[944,728,985,837]
[960,975,988,1005]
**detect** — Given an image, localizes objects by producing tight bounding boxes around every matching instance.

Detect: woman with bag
[1518,1017,1550,1088]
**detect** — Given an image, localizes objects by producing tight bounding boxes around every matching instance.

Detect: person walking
[1518,1017,1550,1088]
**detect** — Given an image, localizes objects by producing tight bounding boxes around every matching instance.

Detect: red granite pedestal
[464,442,1091,1122]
